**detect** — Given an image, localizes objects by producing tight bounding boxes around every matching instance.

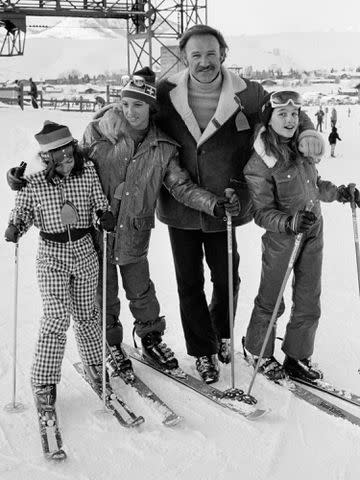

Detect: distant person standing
[328,125,341,157]
[315,107,324,132]
[29,78,39,109]
[348,106,351,118]
[324,106,329,129]
[330,107,337,127]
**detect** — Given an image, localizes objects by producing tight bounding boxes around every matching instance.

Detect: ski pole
[221,189,256,405]
[227,212,235,388]
[101,230,108,410]
[225,189,236,389]
[4,241,26,413]
[247,232,303,397]
[348,183,360,297]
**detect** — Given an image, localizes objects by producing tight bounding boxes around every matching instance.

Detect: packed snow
[0,104,360,480]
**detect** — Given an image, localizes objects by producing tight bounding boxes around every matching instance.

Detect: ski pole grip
[348,183,356,208]
[305,200,314,212]
[224,188,235,199]
[18,162,27,176]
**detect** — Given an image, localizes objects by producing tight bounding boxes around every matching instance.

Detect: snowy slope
[0,105,360,480]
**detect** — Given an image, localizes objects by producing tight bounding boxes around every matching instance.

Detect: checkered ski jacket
[9,161,109,235]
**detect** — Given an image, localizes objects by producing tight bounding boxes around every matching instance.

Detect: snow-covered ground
[0,104,360,480]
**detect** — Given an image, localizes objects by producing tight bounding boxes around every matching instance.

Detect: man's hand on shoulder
[298,130,325,162]
[98,108,124,145]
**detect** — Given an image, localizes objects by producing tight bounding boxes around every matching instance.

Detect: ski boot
[283,356,323,381]
[141,331,179,370]
[195,355,220,384]
[32,384,66,461]
[107,344,135,383]
[83,364,110,393]
[218,338,231,364]
[254,356,287,382]
[33,383,57,409]
[241,337,286,382]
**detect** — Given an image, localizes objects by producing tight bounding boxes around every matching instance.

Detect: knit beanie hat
[35,120,74,152]
[121,66,157,109]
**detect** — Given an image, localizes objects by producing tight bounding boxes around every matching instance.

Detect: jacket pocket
[133,216,155,231]
[130,215,154,257]
[273,168,303,203]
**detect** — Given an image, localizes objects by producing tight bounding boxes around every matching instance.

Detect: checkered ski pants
[31,234,103,385]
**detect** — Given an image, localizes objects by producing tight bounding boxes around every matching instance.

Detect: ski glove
[285,210,317,235]
[97,210,116,232]
[213,193,241,218]
[98,108,122,145]
[337,185,360,207]
[6,162,27,191]
[298,130,325,163]
[5,224,20,243]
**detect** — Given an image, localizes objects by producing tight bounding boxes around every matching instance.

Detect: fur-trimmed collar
[253,126,278,168]
[167,67,247,147]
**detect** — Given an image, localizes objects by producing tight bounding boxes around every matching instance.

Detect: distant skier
[243,90,360,382]
[328,125,341,157]
[324,106,329,129]
[95,95,106,110]
[315,106,324,132]
[29,77,39,109]
[330,107,337,127]
[4,121,116,455]
[348,106,351,117]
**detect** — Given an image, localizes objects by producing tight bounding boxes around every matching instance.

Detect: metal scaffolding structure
[0,1,207,75]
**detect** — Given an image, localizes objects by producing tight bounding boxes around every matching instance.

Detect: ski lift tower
[127,1,208,77]
[0,1,208,77]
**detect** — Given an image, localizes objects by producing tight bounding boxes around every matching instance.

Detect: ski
[285,381,360,428]
[241,353,360,428]
[289,376,360,408]
[73,362,145,428]
[107,343,182,426]
[35,402,67,461]
[111,372,183,427]
[123,344,268,420]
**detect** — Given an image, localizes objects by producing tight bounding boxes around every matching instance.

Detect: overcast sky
[207,0,360,35]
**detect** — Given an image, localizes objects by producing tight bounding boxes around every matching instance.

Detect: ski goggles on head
[120,74,147,88]
[269,91,303,108]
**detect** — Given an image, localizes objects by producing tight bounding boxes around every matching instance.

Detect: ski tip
[45,449,67,461]
[245,408,270,421]
[163,414,183,427]
[129,415,145,427]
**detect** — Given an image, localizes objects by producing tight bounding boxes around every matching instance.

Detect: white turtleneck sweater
[188,72,222,132]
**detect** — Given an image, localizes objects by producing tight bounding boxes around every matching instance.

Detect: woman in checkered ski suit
[5,121,116,401]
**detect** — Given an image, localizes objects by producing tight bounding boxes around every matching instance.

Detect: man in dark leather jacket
[154,25,325,384]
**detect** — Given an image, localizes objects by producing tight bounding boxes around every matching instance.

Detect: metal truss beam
[127,1,207,77]
[0,12,25,55]
[0,0,207,71]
